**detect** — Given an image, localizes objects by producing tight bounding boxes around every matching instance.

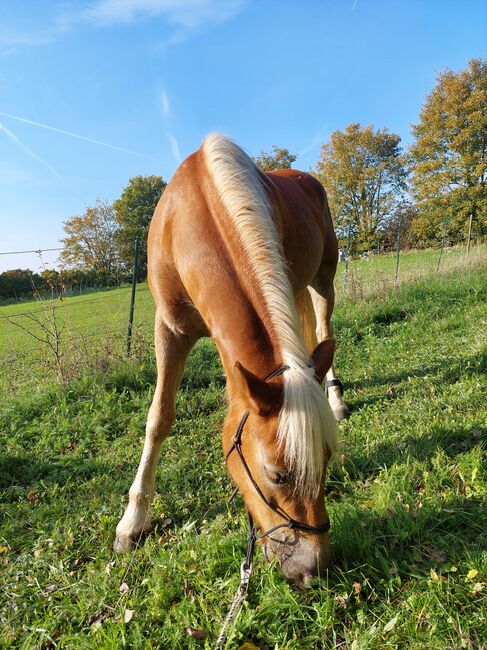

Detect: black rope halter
[225,365,331,569]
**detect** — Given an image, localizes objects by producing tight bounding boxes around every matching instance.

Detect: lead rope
[214,518,257,650]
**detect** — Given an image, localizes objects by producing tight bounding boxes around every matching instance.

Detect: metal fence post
[394,220,401,282]
[437,216,449,273]
[345,223,352,276]
[466,213,473,257]
[126,236,140,357]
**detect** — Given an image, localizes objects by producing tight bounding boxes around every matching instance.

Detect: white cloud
[160,88,170,119]
[1,0,246,54]
[82,0,245,30]
[0,121,60,178]
[167,132,181,162]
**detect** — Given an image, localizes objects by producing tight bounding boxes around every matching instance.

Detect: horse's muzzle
[263,532,331,589]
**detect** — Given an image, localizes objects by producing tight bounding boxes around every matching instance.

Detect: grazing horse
[114,134,349,589]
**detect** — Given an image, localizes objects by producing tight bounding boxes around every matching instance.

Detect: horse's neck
[203,285,280,384]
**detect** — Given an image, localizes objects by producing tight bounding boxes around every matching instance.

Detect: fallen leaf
[353,581,362,595]
[466,569,478,581]
[104,561,114,574]
[472,582,484,595]
[471,429,481,438]
[45,583,57,593]
[89,609,108,628]
[185,627,206,639]
[430,568,440,582]
[124,609,134,624]
[383,614,399,632]
[335,594,349,608]
[119,581,130,594]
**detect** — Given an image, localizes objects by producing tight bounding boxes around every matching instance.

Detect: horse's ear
[311,339,335,385]
[234,362,280,416]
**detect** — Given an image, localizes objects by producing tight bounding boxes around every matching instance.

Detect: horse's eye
[264,465,288,485]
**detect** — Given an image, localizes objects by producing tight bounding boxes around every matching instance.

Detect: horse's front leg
[114,318,195,552]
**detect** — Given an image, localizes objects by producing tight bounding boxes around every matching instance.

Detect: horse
[114,134,349,589]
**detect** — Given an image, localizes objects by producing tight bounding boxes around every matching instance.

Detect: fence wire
[1,239,485,392]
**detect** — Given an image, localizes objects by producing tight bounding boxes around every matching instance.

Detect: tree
[379,203,419,251]
[253,145,297,171]
[60,200,120,282]
[0,269,44,300]
[409,58,487,244]
[314,123,407,251]
[113,175,166,279]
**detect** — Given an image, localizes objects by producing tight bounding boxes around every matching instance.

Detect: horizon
[1,0,486,273]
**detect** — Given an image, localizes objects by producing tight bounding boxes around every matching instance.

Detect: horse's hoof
[113,534,137,553]
[333,404,350,421]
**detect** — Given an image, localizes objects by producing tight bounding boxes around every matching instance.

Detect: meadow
[0,246,486,649]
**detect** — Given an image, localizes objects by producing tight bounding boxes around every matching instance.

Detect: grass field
[0,244,484,393]
[0,247,486,648]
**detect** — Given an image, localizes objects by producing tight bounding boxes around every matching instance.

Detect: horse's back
[265,169,338,288]
[147,141,337,335]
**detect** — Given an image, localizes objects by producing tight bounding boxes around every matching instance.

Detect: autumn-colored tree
[314,124,407,250]
[253,145,297,171]
[60,200,120,281]
[409,58,487,243]
[113,175,166,279]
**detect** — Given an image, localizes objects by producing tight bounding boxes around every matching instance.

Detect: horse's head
[224,340,336,589]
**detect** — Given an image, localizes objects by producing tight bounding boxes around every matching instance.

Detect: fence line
[1,240,486,390]
[0,247,63,256]
[0,285,151,319]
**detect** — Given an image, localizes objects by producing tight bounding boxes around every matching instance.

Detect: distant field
[0,246,485,648]
[1,244,484,393]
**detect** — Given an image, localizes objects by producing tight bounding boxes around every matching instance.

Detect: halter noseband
[225,364,331,547]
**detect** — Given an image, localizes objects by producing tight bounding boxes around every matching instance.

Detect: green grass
[0,251,486,648]
[1,244,484,393]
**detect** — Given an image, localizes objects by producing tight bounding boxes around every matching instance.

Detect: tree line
[314,58,486,252]
[2,58,485,301]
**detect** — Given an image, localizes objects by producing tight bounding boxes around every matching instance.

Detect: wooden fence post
[126,237,140,357]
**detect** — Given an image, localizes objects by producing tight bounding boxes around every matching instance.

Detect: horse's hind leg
[309,269,350,421]
[114,315,195,552]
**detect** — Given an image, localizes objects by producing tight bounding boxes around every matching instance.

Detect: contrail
[0,111,159,162]
[0,121,60,177]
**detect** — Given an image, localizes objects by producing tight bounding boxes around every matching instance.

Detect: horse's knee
[146,405,175,443]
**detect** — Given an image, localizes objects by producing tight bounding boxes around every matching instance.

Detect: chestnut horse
[114,134,348,588]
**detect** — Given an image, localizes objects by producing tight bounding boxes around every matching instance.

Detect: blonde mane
[202,133,337,495]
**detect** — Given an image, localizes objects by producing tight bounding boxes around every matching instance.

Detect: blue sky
[0,0,485,273]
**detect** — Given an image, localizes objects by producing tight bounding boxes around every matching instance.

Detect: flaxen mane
[202,133,337,495]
